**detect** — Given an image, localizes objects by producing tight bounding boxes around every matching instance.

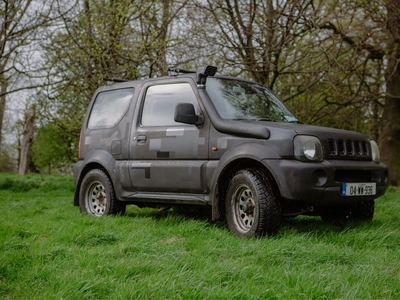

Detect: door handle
[136,135,147,144]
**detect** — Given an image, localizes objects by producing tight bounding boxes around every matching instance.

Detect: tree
[381,0,400,185]
[32,120,76,174]
[304,0,399,184]
[29,0,400,184]
[0,0,56,147]
[141,0,191,77]
[18,106,35,175]
[195,0,385,133]
[302,0,386,132]
[37,0,149,167]
[35,0,196,170]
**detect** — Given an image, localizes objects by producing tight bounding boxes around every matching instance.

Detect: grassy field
[0,172,399,299]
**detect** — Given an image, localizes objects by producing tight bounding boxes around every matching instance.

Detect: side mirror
[174,103,203,125]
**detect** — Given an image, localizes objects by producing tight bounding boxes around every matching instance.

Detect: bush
[0,173,74,193]
[0,150,16,172]
[0,174,39,192]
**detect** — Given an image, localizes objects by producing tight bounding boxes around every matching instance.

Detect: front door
[129,80,209,194]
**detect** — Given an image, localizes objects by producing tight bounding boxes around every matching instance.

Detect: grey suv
[73,66,389,238]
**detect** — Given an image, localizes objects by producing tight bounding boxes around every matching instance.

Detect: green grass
[0,173,399,299]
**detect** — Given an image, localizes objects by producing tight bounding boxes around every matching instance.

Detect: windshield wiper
[232,118,277,122]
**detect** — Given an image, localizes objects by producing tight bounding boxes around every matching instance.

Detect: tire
[79,169,126,216]
[225,168,281,238]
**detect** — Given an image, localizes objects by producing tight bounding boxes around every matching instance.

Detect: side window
[88,88,134,129]
[141,83,199,126]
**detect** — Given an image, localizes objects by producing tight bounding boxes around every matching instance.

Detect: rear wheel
[225,168,281,238]
[79,169,126,216]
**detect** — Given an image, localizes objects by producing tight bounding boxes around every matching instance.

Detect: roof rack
[103,78,131,83]
[167,65,218,84]
[167,68,195,76]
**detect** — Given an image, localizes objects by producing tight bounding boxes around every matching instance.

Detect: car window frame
[139,81,201,128]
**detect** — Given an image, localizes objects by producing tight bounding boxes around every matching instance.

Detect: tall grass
[0,172,399,299]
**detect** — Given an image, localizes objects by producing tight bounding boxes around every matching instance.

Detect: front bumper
[263,159,389,206]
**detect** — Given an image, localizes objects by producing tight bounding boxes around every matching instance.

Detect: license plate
[342,183,376,196]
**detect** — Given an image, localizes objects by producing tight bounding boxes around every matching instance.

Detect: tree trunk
[19,108,35,175]
[153,0,170,77]
[0,73,7,148]
[381,0,400,186]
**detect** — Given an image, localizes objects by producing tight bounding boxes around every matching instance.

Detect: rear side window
[88,88,134,129]
[141,83,198,126]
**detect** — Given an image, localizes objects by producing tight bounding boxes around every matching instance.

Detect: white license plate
[342,183,376,196]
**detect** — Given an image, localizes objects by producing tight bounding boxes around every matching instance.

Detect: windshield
[205,77,299,123]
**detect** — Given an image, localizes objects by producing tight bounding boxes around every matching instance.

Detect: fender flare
[208,142,281,219]
[74,150,129,205]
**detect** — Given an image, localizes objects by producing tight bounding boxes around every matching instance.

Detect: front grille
[326,139,370,160]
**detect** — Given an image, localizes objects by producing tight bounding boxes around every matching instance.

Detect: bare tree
[142,0,191,76]
[0,0,56,147]
[305,0,400,184]
[196,0,384,131]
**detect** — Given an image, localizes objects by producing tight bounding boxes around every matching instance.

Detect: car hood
[240,120,371,141]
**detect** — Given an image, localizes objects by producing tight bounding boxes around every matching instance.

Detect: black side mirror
[174,103,203,125]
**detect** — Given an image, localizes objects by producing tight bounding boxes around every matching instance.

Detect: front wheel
[79,169,126,216]
[225,168,281,238]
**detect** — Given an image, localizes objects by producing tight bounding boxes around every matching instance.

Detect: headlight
[294,135,323,162]
[370,140,380,163]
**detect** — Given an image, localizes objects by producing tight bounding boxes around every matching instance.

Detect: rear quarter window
[88,88,134,129]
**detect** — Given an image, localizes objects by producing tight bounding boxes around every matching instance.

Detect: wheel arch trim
[209,143,281,220]
[74,150,123,206]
